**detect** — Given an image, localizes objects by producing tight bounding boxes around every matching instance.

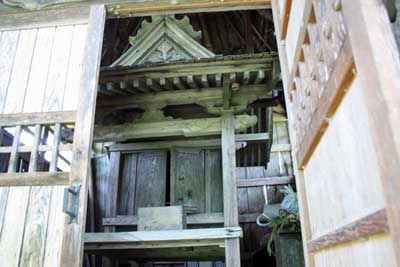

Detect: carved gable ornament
[111,15,215,67]
[1,0,84,10]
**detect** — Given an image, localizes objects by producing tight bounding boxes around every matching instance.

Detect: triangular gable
[111,15,215,66]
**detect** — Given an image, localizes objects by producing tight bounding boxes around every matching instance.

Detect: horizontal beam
[236,176,294,188]
[97,84,272,109]
[85,227,242,250]
[0,172,69,186]
[100,55,275,81]
[235,133,269,142]
[103,213,260,227]
[109,136,279,152]
[307,209,388,252]
[106,0,271,18]
[0,144,73,154]
[0,111,76,127]
[93,115,257,142]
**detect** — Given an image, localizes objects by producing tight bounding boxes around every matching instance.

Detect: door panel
[0,6,104,267]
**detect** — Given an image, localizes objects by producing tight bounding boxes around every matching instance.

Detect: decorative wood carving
[111,15,215,66]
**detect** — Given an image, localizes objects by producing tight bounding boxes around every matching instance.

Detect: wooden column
[221,111,241,267]
[60,5,106,267]
[342,0,400,265]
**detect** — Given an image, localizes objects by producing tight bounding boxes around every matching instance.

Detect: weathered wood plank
[0,30,19,113]
[3,29,36,114]
[50,122,62,172]
[137,206,185,231]
[308,209,388,252]
[103,212,260,226]
[7,125,21,173]
[221,111,241,267]
[60,5,105,267]
[118,153,137,215]
[0,172,69,186]
[43,25,74,112]
[0,144,73,154]
[0,111,76,127]
[0,8,90,31]
[174,149,205,213]
[23,27,55,113]
[85,227,242,244]
[205,150,223,213]
[135,151,167,214]
[28,125,42,172]
[237,175,294,187]
[235,133,269,143]
[93,115,257,142]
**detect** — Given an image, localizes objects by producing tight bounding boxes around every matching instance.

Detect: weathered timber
[237,176,294,188]
[0,0,271,18]
[93,115,257,142]
[85,246,224,261]
[308,209,388,252]
[0,172,69,186]
[109,139,286,152]
[0,111,76,127]
[137,206,186,231]
[0,7,90,31]
[28,125,42,172]
[97,84,272,110]
[60,5,105,267]
[103,212,260,227]
[100,54,275,81]
[85,227,242,247]
[7,125,21,173]
[0,144,72,154]
[221,111,241,267]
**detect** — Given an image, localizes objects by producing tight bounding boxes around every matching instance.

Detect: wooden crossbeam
[85,227,242,251]
[0,111,76,127]
[0,172,69,186]
[103,213,260,227]
[0,144,73,154]
[93,115,257,142]
[237,176,294,187]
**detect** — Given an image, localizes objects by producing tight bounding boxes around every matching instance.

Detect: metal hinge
[62,181,81,224]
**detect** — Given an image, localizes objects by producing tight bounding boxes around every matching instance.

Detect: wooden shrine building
[0,0,400,267]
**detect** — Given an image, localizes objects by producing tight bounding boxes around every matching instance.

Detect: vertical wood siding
[0,23,87,266]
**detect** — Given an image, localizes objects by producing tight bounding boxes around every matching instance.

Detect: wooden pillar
[221,111,241,267]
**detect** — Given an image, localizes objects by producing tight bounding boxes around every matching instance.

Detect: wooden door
[0,5,105,267]
[271,0,400,266]
[171,148,223,214]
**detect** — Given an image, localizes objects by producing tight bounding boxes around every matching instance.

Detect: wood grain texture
[308,209,388,252]
[280,0,292,40]
[60,5,105,267]
[237,175,294,187]
[118,153,138,215]
[205,150,223,213]
[0,172,69,186]
[342,1,400,264]
[0,111,76,126]
[0,8,90,31]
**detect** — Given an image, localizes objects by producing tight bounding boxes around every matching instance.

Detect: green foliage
[265,185,301,256]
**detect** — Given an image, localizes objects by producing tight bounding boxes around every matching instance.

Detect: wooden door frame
[60,5,106,267]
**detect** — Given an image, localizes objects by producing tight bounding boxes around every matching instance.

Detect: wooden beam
[60,5,106,267]
[97,84,271,109]
[102,212,260,227]
[342,1,400,263]
[105,0,271,18]
[0,144,72,154]
[93,115,257,142]
[0,111,76,127]
[85,227,242,249]
[109,138,282,152]
[0,7,90,31]
[237,176,294,187]
[100,54,275,81]
[0,172,69,186]
[308,209,388,252]
[280,0,292,40]
[235,133,269,143]
[221,111,241,267]
[296,37,355,168]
